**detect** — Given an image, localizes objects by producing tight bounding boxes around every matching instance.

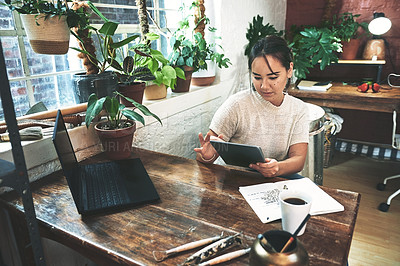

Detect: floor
[323,150,400,266]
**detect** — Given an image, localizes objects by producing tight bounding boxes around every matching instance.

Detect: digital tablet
[210,140,265,168]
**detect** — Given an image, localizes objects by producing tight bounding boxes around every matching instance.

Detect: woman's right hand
[194,131,223,163]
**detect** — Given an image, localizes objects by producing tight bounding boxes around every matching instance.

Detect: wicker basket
[20,14,70,55]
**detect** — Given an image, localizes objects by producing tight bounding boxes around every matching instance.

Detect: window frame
[0,0,182,121]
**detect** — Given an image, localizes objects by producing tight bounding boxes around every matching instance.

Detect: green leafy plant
[3,0,87,28]
[168,1,231,72]
[70,1,131,74]
[291,27,342,79]
[112,32,185,89]
[244,15,284,57]
[245,16,342,80]
[85,91,162,130]
[332,12,368,42]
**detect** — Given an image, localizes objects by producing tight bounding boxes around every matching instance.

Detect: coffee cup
[279,190,312,236]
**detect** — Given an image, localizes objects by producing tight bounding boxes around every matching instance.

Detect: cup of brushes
[249,214,311,266]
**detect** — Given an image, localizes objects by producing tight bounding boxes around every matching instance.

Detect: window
[0,0,184,120]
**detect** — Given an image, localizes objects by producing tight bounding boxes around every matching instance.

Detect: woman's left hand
[249,158,279,178]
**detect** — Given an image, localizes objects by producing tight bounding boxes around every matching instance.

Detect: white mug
[279,190,312,236]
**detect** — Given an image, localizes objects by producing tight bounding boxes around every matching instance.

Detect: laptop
[210,140,266,168]
[52,110,159,215]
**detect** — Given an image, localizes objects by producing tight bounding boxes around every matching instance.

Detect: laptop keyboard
[83,163,127,210]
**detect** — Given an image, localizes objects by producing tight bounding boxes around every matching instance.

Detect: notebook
[297,80,332,91]
[239,178,344,223]
[52,110,159,215]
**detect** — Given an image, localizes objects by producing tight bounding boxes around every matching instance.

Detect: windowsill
[0,80,233,188]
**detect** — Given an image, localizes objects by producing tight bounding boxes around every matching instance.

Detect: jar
[249,230,309,266]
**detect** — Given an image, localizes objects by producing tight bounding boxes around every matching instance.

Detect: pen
[280,214,311,253]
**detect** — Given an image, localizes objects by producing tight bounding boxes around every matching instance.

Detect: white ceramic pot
[20,14,70,54]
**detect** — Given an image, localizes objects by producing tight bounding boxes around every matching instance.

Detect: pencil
[280,214,311,253]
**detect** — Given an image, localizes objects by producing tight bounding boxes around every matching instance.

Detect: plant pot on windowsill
[192,60,216,86]
[20,14,70,55]
[73,71,118,104]
[94,120,136,160]
[144,82,167,100]
[117,82,146,105]
[173,66,194,93]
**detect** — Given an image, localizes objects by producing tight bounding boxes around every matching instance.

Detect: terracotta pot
[363,39,385,60]
[173,66,194,93]
[191,76,216,86]
[118,82,145,105]
[192,60,216,86]
[341,39,361,60]
[94,120,136,160]
[144,83,167,100]
[20,14,70,55]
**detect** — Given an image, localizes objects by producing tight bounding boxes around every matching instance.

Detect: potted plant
[190,0,231,86]
[289,26,342,79]
[245,15,342,80]
[4,0,86,54]
[331,12,368,60]
[169,1,230,90]
[70,1,137,104]
[111,32,185,102]
[244,15,284,57]
[85,91,162,160]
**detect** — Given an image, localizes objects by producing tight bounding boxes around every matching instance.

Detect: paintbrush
[198,247,251,266]
[0,126,43,142]
[153,233,223,262]
[258,234,277,253]
[280,214,311,253]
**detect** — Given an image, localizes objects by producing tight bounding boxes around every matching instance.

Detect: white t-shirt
[210,89,309,161]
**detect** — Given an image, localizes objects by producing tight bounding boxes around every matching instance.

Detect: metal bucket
[300,103,325,185]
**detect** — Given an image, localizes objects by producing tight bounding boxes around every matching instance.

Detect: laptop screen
[52,110,79,172]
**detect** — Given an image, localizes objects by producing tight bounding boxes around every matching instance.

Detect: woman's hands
[249,158,279,178]
[194,131,223,163]
[250,143,308,178]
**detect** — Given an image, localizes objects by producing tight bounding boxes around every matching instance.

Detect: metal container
[300,103,325,185]
[249,230,309,266]
[73,71,117,103]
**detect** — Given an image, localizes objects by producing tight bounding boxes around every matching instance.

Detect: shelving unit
[0,41,46,265]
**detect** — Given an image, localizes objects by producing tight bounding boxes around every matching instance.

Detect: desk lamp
[362,12,392,60]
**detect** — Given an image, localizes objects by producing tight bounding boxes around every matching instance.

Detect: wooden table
[0,148,360,265]
[287,83,400,113]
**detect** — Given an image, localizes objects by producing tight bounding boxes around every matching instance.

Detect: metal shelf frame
[0,40,46,265]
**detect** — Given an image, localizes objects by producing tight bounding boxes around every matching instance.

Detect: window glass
[0,5,14,30]
[32,74,76,111]
[0,0,182,120]
[0,36,23,78]
[9,80,29,118]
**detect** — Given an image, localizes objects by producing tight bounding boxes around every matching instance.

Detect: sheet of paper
[239,178,344,223]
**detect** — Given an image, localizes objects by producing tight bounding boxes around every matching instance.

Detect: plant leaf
[85,94,106,128]
[99,21,118,36]
[116,92,162,125]
[109,35,140,49]
[121,109,145,125]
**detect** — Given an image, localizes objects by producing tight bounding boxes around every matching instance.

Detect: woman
[194,35,309,178]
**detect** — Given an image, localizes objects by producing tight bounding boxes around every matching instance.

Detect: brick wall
[285,0,400,80]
